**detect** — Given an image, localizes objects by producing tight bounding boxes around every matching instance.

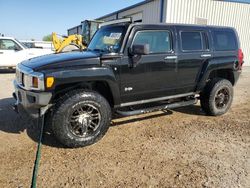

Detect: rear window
[213,30,237,51]
[181,32,203,51]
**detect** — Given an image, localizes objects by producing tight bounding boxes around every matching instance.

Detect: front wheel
[51,90,111,148]
[200,79,233,116]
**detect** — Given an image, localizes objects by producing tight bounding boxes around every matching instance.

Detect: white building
[69,0,250,65]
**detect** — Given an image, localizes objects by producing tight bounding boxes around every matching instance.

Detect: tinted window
[213,30,237,51]
[132,30,171,53]
[181,32,202,51]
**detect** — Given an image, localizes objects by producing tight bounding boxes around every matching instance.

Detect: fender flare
[51,67,121,106]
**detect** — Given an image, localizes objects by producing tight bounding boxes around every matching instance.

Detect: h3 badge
[124,87,133,92]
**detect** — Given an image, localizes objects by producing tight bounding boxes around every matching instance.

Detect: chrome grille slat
[21,73,24,86]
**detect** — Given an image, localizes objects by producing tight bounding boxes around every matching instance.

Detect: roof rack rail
[99,18,132,28]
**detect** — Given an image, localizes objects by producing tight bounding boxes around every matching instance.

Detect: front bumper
[13,80,52,118]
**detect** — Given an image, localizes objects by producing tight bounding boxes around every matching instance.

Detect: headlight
[24,74,45,90]
[16,64,45,91]
[32,77,39,88]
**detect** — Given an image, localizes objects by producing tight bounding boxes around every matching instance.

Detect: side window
[181,31,203,51]
[0,39,21,50]
[213,30,237,51]
[132,30,171,54]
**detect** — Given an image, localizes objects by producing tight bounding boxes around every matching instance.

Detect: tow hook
[12,92,19,113]
[12,92,17,100]
[12,104,19,113]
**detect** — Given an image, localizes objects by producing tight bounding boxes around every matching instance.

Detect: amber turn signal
[46,77,54,88]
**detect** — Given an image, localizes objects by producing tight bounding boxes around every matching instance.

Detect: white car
[20,40,54,50]
[0,37,54,68]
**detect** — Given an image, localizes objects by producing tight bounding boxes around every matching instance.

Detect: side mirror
[14,46,21,51]
[130,44,150,56]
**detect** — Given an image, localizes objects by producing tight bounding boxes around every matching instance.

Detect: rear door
[212,28,239,67]
[176,27,212,93]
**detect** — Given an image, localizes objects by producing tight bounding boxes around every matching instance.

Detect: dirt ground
[0,68,249,188]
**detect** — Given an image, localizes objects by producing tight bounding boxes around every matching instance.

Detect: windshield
[87,25,127,53]
[15,39,27,49]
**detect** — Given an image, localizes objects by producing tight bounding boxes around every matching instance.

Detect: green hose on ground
[31,111,45,188]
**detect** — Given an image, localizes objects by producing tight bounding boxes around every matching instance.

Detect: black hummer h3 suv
[13,22,244,147]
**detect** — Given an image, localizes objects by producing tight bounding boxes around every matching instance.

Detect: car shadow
[0,97,65,148]
[111,110,173,127]
[0,97,206,148]
[172,104,207,116]
[0,98,33,134]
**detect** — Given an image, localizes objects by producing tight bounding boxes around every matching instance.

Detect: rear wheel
[200,78,233,116]
[51,90,111,148]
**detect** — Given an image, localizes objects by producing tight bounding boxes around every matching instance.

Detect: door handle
[201,54,211,58]
[164,56,177,60]
[164,55,178,72]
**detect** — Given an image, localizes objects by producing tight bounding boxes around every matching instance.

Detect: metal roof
[97,0,155,20]
[96,0,250,20]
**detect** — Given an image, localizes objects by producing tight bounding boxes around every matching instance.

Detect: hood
[21,51,100,71]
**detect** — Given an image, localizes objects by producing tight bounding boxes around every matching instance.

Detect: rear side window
[213,30,237,51]
[132,30,171,53]
[181,32,203,51]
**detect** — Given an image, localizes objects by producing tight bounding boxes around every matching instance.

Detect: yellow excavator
[52,20,103,53]
[52,33,84,53]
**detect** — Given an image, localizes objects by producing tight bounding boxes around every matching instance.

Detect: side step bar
[116,99,198,117]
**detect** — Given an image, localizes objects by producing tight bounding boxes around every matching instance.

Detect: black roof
[128,22,235,30]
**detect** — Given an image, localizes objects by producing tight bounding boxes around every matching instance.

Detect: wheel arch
[196,65,237,92]
[207,69,235,86]
[51,80,119,107]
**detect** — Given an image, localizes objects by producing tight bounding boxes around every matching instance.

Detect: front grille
[16,69,22,85]
[21,73,25,86]
[16,69,26,87]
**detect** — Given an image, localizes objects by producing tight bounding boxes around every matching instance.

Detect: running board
[116,99,198,117]
[119,92,196,107]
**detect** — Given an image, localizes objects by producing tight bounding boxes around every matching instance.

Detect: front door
[119,27,178,104]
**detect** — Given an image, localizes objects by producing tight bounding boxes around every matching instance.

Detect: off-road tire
[200,78,233,116]
[51,90,111,148]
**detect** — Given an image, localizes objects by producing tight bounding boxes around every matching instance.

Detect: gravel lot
[0,68,249,188]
